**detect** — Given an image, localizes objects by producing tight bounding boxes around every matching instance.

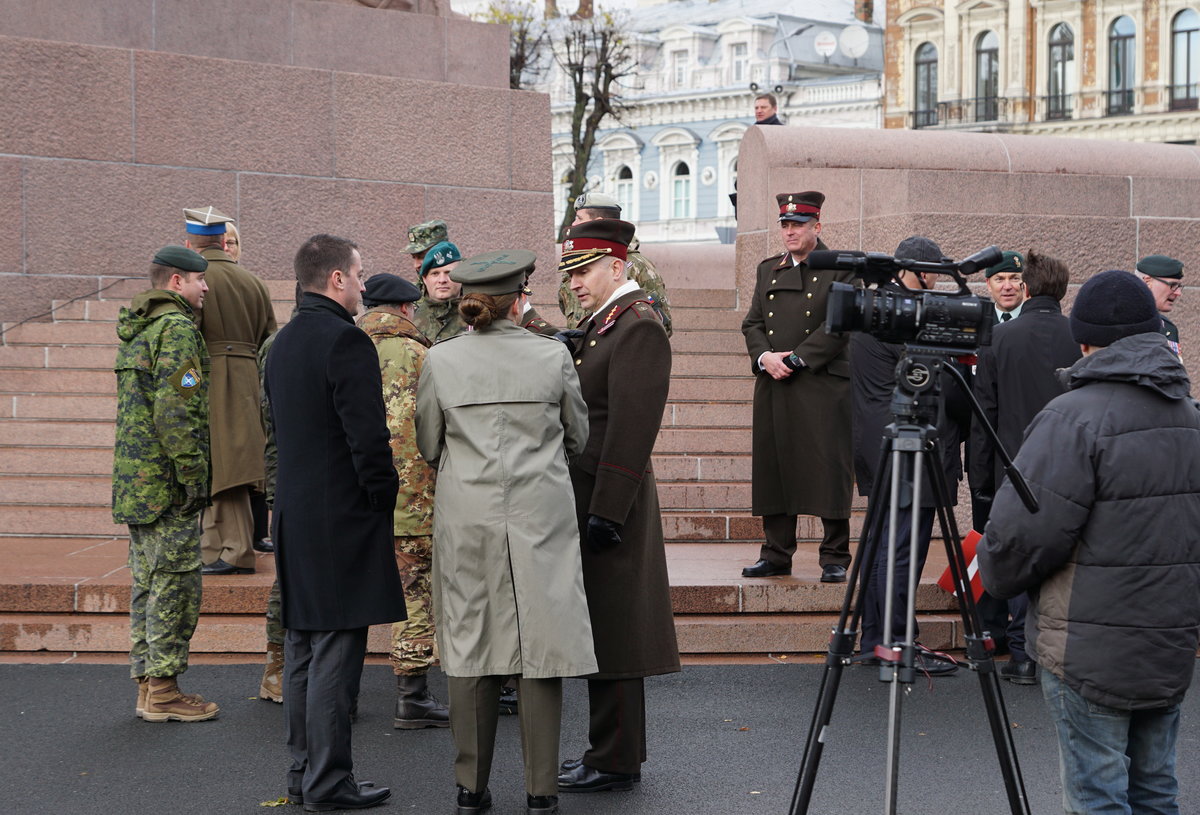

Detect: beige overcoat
[415,319,597,680]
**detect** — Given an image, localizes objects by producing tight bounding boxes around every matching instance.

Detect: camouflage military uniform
[558,244,672,336]
[258,328,285,648]
[411,295,466,344]
[359,306,439,676]
[112,289,210,679]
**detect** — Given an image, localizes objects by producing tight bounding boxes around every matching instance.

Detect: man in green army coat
[403,219,449,275]
[183,206,277,576]
[357,273,450,730]
[557,192,673,336]
[113,245,220,723]
[411,240,467,343]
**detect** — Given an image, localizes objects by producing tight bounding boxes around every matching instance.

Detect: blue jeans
[1041,670,1181,814]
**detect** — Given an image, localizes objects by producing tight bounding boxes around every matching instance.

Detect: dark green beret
[1137,254,1183,280]
[985,250,1024,279]
[153,245,208,273]
[451,250,536,296]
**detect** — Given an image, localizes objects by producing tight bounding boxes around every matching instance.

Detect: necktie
[1000,312,1011,321]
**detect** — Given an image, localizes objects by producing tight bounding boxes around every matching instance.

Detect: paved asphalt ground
[1,661,1197,814]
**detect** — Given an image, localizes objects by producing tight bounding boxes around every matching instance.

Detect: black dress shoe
[288,781,376,805]
[1001,659,1037,685]
[498,685,518,715]
[915,644,958,677]
[742,559,791,578]
[456,785,492,814]
[559,757,640,782]
[201,558,254,576]
[527,793,559,814]
[819,564,847,583]
[303,784,390,811]
[557,763,636,793]
[252,537,275,553]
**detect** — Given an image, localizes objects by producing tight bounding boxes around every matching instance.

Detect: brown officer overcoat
[742,246,856,519]
[569,288,681,680]
[197,247,276,494]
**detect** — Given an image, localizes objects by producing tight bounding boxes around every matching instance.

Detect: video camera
[812,245,1002,355]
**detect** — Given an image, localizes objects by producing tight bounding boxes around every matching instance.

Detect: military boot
[259,642,284,703]
[134,676,149,718]
[393,672,450,729]
[143,676,220,722]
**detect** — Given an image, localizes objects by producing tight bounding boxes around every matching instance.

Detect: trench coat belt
[208,340,258,359]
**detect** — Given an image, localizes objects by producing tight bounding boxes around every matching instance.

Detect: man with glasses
[985,251,1026,322]
[1138,254,1184,357]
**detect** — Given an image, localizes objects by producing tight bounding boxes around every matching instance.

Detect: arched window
[1047,23,1074,119]
[914,42,938,127]
[1171,8,1200,110]
[975,30,999,121]
[1108,16,1136,115]
[614,165,635,214]
[671,162,692,219]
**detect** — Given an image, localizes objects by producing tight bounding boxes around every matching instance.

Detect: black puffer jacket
[979,332,1200,709]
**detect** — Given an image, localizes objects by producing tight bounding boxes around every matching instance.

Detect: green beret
[403,220,449,254]
[986,250,1024,279]
[153,245,208,273]
[420,241,462,277]
[1137,254,1183,280]
[451,250,536,296]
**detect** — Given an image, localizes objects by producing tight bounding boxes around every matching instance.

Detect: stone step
[669,307,745,332]
[0,446,113,476]
[1,321,117,346]
[0,420,115,448]
[0,475,110,506]
[670,329,745,354]
[656,427,750,454]
[0,368,115,395]
[670,354,745,378]
[7,394,116,421]
[667,376,753,403]
[652,454,751,482]
[0,505,119,537]
[0,344,116,370]
[662,402,750,429]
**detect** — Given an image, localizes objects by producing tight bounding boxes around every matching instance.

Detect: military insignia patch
[786,202,797,213]
[604,304,621,323]
[180,369,199,388]
[169,363,203,397]
[564,240,575,251]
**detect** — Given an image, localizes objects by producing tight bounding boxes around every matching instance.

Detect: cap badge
[471,253,519,273]
[785,202,797,213]
[563,240,574,251]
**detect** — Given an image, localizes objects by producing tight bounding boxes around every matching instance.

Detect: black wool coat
[569,288,681,680]
[742,247,856,518]
[265,292,406,631]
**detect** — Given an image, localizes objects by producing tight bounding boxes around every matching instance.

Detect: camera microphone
[807,250,865,270]
[956,245,1003,276]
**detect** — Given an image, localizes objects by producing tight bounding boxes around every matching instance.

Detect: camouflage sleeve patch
[168,360,204,398]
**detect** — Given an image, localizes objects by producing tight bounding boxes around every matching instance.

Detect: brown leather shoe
[134,676,148,718]
[143,676,220,722]
[260,642,284,703]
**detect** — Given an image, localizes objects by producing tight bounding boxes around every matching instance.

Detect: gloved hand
[179,482,209,518]
[554,328,585,350]
[970,491,993,534]
[586,514,622,553]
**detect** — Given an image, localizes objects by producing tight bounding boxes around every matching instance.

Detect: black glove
[178,482,209,518]
[554,328,585,350]
[970,491,993,533]
[585,515,622,553]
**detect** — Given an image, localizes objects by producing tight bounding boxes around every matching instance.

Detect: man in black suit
[265,234,407,811]
[970,250,1081,685]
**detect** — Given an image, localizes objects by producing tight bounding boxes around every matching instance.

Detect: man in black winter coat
[265,234,406,811]
[969,251,1081,685]
[980,269,1200,815]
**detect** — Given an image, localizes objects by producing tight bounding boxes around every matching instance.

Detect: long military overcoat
[569,288,681,680]
[197,247,276,495]
[265,293,406,632]
[742,247,856,519]
[415,319,597,680]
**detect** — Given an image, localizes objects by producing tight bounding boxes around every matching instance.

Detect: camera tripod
[789,346,1036,815]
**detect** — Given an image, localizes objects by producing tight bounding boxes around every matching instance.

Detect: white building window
[671,162,692,218]
[671,50,689,88]
[731,42,749,84]
[615,166,635,214]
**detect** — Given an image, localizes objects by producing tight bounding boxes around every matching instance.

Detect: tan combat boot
[259,642,284,703]
[143,676,220,722]
[134,676,148,718]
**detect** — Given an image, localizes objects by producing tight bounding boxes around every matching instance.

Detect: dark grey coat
[978,332,1200,709]
[265,293,406,632]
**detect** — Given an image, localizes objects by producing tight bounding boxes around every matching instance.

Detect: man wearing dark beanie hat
[979,268,1200,814]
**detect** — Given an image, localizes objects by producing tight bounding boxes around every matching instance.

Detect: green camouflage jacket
[411,295,466,344]
[558,246,673,336]
[359,306,436,536]
[258,327,280,508]
[112,289,210,524]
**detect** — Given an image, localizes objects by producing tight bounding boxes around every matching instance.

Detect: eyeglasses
[1150,276,1184,293]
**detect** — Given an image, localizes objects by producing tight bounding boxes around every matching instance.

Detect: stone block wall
[736,125,1200,369]
[0,0,553,324]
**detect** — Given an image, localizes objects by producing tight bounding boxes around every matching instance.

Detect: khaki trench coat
[197,248,276,494]
[415,319,597,680]
[742,248,856,519]
[569,289,681,680]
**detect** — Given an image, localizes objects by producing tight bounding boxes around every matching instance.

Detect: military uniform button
[767,330,774,336]
[806,292,813,299]
[805,310,812,317]
[589,340,596,346]
[768,294,775,301]
[771,279,777,284]
[812,276,818,283]
[805,329,812,335]
[768,311,773,318]
[575,359,582,366]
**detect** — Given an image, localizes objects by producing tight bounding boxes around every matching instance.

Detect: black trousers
[285,627,369,804]
[859,505,935,654]
[582,677,646,775]
[760,514,851,569]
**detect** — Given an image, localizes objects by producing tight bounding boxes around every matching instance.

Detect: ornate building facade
[543,0,884,243]
[885,0,1200,143]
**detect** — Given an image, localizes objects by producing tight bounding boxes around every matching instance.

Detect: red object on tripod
[937,529,985,601]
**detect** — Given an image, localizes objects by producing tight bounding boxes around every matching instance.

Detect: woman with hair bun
[415,250,596,815]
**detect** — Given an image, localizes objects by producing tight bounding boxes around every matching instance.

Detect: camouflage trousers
[128,510,203,679]
[265,577,284,647]
[391,535,437,676]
